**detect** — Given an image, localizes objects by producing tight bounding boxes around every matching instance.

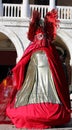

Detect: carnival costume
[0,9,71,128]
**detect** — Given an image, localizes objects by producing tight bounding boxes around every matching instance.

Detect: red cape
[0,42,70,127]
[12,42,70,112]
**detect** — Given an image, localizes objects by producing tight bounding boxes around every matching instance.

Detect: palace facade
[0,0,72,97]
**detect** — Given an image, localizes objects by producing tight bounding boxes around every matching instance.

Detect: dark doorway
[0,51,17,83]
[0,65,14,83]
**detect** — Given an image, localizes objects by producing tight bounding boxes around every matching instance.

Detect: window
[57,0,72,6]
[2,0,22,4]
[34,0,49,5]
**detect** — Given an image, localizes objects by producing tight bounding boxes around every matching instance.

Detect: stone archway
[0,26,24,62]
[0,32,17,64]
[0,26,24,82]
[0,32,16,82]
[54,30,72,91]
[57,30,72,62]
[57,30,72,88]
[55,43,71,86]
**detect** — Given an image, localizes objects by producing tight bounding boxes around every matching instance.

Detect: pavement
[0,124,72,130]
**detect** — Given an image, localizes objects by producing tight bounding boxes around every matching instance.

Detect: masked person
[0,9,71,128]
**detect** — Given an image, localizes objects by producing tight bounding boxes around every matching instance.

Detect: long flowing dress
[0,9,71,129]
[6,43,71,129]
[15,50,61,107]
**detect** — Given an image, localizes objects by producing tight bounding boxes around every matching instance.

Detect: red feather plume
[27,10,41,41]
[44,9,59,42]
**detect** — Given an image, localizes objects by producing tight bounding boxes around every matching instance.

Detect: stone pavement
[0,124,72,130]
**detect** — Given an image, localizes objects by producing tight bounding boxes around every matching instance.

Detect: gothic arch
[57,29,72,65]
[0,25,24,63]
[55,30,72,86]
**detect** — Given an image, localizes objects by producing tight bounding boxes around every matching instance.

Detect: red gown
[5,43,71,128]
[0,9,71,128]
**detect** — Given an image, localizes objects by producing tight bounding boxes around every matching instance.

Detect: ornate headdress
[27,9,59,43]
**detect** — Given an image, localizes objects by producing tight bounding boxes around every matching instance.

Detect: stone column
[21,0,30,18]
[49,0,56,11]
[0,0,3,16]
